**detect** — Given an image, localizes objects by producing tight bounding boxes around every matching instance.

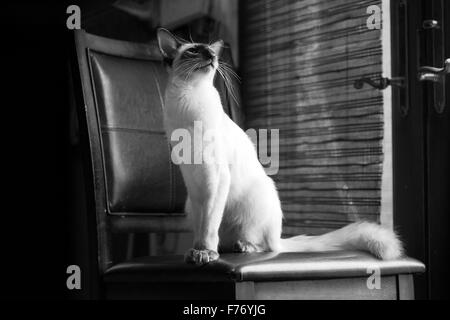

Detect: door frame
[391,0,450,300]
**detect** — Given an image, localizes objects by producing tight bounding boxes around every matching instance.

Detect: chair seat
[104,250,425,283]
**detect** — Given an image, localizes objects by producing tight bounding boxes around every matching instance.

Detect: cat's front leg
[185,166,230,265]
[184,198,219,264]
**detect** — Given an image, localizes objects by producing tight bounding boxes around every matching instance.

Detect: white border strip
[380,0,394,229]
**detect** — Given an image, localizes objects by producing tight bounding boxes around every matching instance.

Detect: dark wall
[1,2,72,299]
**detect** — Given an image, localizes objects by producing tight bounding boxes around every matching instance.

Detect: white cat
[156,28,403,265]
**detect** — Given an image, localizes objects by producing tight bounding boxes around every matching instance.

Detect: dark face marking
[181,45,215,62]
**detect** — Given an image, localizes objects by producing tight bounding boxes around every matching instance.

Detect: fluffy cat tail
[278,221,403,260]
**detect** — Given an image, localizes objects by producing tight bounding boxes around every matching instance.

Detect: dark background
[0,2,71,298]
[0,0,231,299]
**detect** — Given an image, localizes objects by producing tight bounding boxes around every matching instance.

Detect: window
[241,0,392,236]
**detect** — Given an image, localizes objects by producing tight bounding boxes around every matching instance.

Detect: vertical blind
[241,0,385,236]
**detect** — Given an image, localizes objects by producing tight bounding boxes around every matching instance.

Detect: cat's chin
[196,62,214,71]
[195,65,216,77]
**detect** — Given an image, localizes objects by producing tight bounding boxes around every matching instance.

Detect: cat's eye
[185,47,199,55]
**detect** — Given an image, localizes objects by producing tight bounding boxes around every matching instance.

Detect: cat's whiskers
[219,62,240,82]
[217,62,239,106]
[176,56,241,106]
[186,62,200,80]
[175,59,199,80]
[217,62,240,106]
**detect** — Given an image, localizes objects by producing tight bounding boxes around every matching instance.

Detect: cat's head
[157,28,223,82]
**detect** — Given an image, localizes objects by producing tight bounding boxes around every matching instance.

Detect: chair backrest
[72,30,242,272]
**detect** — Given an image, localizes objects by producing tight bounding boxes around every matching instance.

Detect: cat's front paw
[184,248,219,265]
[233,240,258,253]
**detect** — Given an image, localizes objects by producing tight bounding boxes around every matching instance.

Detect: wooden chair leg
[235,282,255,300]
[397,274,415,300]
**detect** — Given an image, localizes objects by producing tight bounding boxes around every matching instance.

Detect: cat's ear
[157,28,181,61]
[210,40,224,57]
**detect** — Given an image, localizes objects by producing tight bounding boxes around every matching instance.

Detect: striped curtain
[241,0,385,236]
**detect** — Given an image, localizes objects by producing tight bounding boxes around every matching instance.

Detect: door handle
[418,59,450,113]
[354,76,405,90]
[418,58,450,83]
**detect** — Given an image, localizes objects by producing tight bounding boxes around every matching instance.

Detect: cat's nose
[200,47,214,60]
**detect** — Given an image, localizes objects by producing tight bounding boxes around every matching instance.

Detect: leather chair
[71,29,424,300]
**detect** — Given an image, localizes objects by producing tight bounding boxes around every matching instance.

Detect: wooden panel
[241,0,385,235]
[397,274,415,300]
[252,276,397,300]
[235,282,255,300]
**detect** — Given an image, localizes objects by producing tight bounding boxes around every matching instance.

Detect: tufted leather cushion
[89,51,187,214]
[103,251,425,283]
